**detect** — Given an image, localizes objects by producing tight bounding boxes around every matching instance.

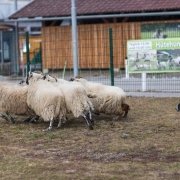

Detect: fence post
[142,72,147,92]
[25,31,30,74]
[109,28,114,86]
[39,42,42,71]
[125,58,129,79]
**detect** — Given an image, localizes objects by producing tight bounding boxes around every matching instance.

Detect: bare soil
[0,97,179,180]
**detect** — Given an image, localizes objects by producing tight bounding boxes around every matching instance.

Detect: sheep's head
[121,103,130,118]
[43,74,58,82]
[69,76,83,82]
[26,71,44,84]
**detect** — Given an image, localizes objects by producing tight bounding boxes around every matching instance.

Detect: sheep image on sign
[127,38,180,73]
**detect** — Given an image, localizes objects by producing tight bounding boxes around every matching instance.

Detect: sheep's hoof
[56,125,63,129]
[43,127,52,132]
[9,117,15,124]
[88,125,94,130]
[90,120,94,126]
[112,116,119,121]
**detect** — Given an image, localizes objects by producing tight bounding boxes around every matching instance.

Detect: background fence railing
[0,19,180,93]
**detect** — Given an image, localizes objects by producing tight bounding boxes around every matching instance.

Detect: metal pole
[71,0,79,77]
[0,32,3,73]
[25,31,30,74]
[14,0,19,74]
[109,28,114,86]
[14,0,18,11]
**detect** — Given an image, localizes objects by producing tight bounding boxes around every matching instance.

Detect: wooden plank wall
[42,22,141,69]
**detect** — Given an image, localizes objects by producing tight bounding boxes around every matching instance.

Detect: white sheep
[157,60,168,70]
[70,77,130,119]
[26,72,67,131]
[43,74,94,130]
[0,82,35,123]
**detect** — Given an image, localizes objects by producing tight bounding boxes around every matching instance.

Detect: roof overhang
[0,23,15,30]
[6,11,180,22]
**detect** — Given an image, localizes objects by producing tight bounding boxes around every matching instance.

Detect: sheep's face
[176,103,180,112]
[121,103,130,118]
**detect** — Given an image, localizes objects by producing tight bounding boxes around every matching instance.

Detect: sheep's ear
[29,71,33,77]
[69,77,75,81]
[42,74,46,80]
[75,75,82,79]
[19,80,25,85]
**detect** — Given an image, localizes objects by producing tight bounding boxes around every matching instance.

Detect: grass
[0,97,179,180]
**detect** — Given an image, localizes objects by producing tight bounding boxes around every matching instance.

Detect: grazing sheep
[26,72,67,131]
[43,74,94,130]
[70,77,130,119]
[0,82,35,123]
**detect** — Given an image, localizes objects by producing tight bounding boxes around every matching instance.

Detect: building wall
[42,22,141,69]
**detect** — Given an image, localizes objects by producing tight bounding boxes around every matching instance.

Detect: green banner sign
[127,38,180,73]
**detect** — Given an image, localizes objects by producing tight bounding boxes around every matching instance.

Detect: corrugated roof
[10,0,180,19]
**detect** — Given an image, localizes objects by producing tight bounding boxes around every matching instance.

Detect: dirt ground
[0,97,179,180]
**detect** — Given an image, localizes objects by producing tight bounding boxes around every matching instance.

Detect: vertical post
[15,21,20,75]
[71,0,79,77]
[125,58,129,79]
[39,42,42,71]
[142,72,146,92]
[14,0,18,11]
[0,31,3,73]
[25,31,30,74]
[109,28,114,86]
[14,1,19,75]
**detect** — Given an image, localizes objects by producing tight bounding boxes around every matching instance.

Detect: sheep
[157,60,168,70]
[43,74,94,130]
[26,72,67,131]
[0,82,36,123]
[172,57,180,66]
[70,77,130,119]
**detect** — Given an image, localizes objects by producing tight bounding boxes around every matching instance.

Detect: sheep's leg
[112,116,120,121]
[57,119,62,128]
[0,113,10,122]
[122,111,128,118]
[29,116,39,123]
[88,111,94,126]
[82,113,93,130]
[43,118,54,132]
[24,116,39,123]
[57,116,67,128]
[6,112,15,123]
[62,116,67,125]
[0,112,15,123]
[24,117,32,123]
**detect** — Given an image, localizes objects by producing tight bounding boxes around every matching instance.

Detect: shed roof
[10,0,180,19]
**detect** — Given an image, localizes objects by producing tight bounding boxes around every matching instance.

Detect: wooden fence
[42,22,141,69]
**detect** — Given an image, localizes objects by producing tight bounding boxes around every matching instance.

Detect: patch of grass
[0,97,179,179]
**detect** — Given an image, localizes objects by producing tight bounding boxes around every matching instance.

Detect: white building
[0,0,32,20]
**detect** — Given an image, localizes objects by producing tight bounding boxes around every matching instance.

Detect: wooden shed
[9,0,180,70]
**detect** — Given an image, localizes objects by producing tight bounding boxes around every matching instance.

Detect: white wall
[0,0,32,19]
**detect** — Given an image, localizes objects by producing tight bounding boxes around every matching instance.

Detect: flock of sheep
[0,72,130,131]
